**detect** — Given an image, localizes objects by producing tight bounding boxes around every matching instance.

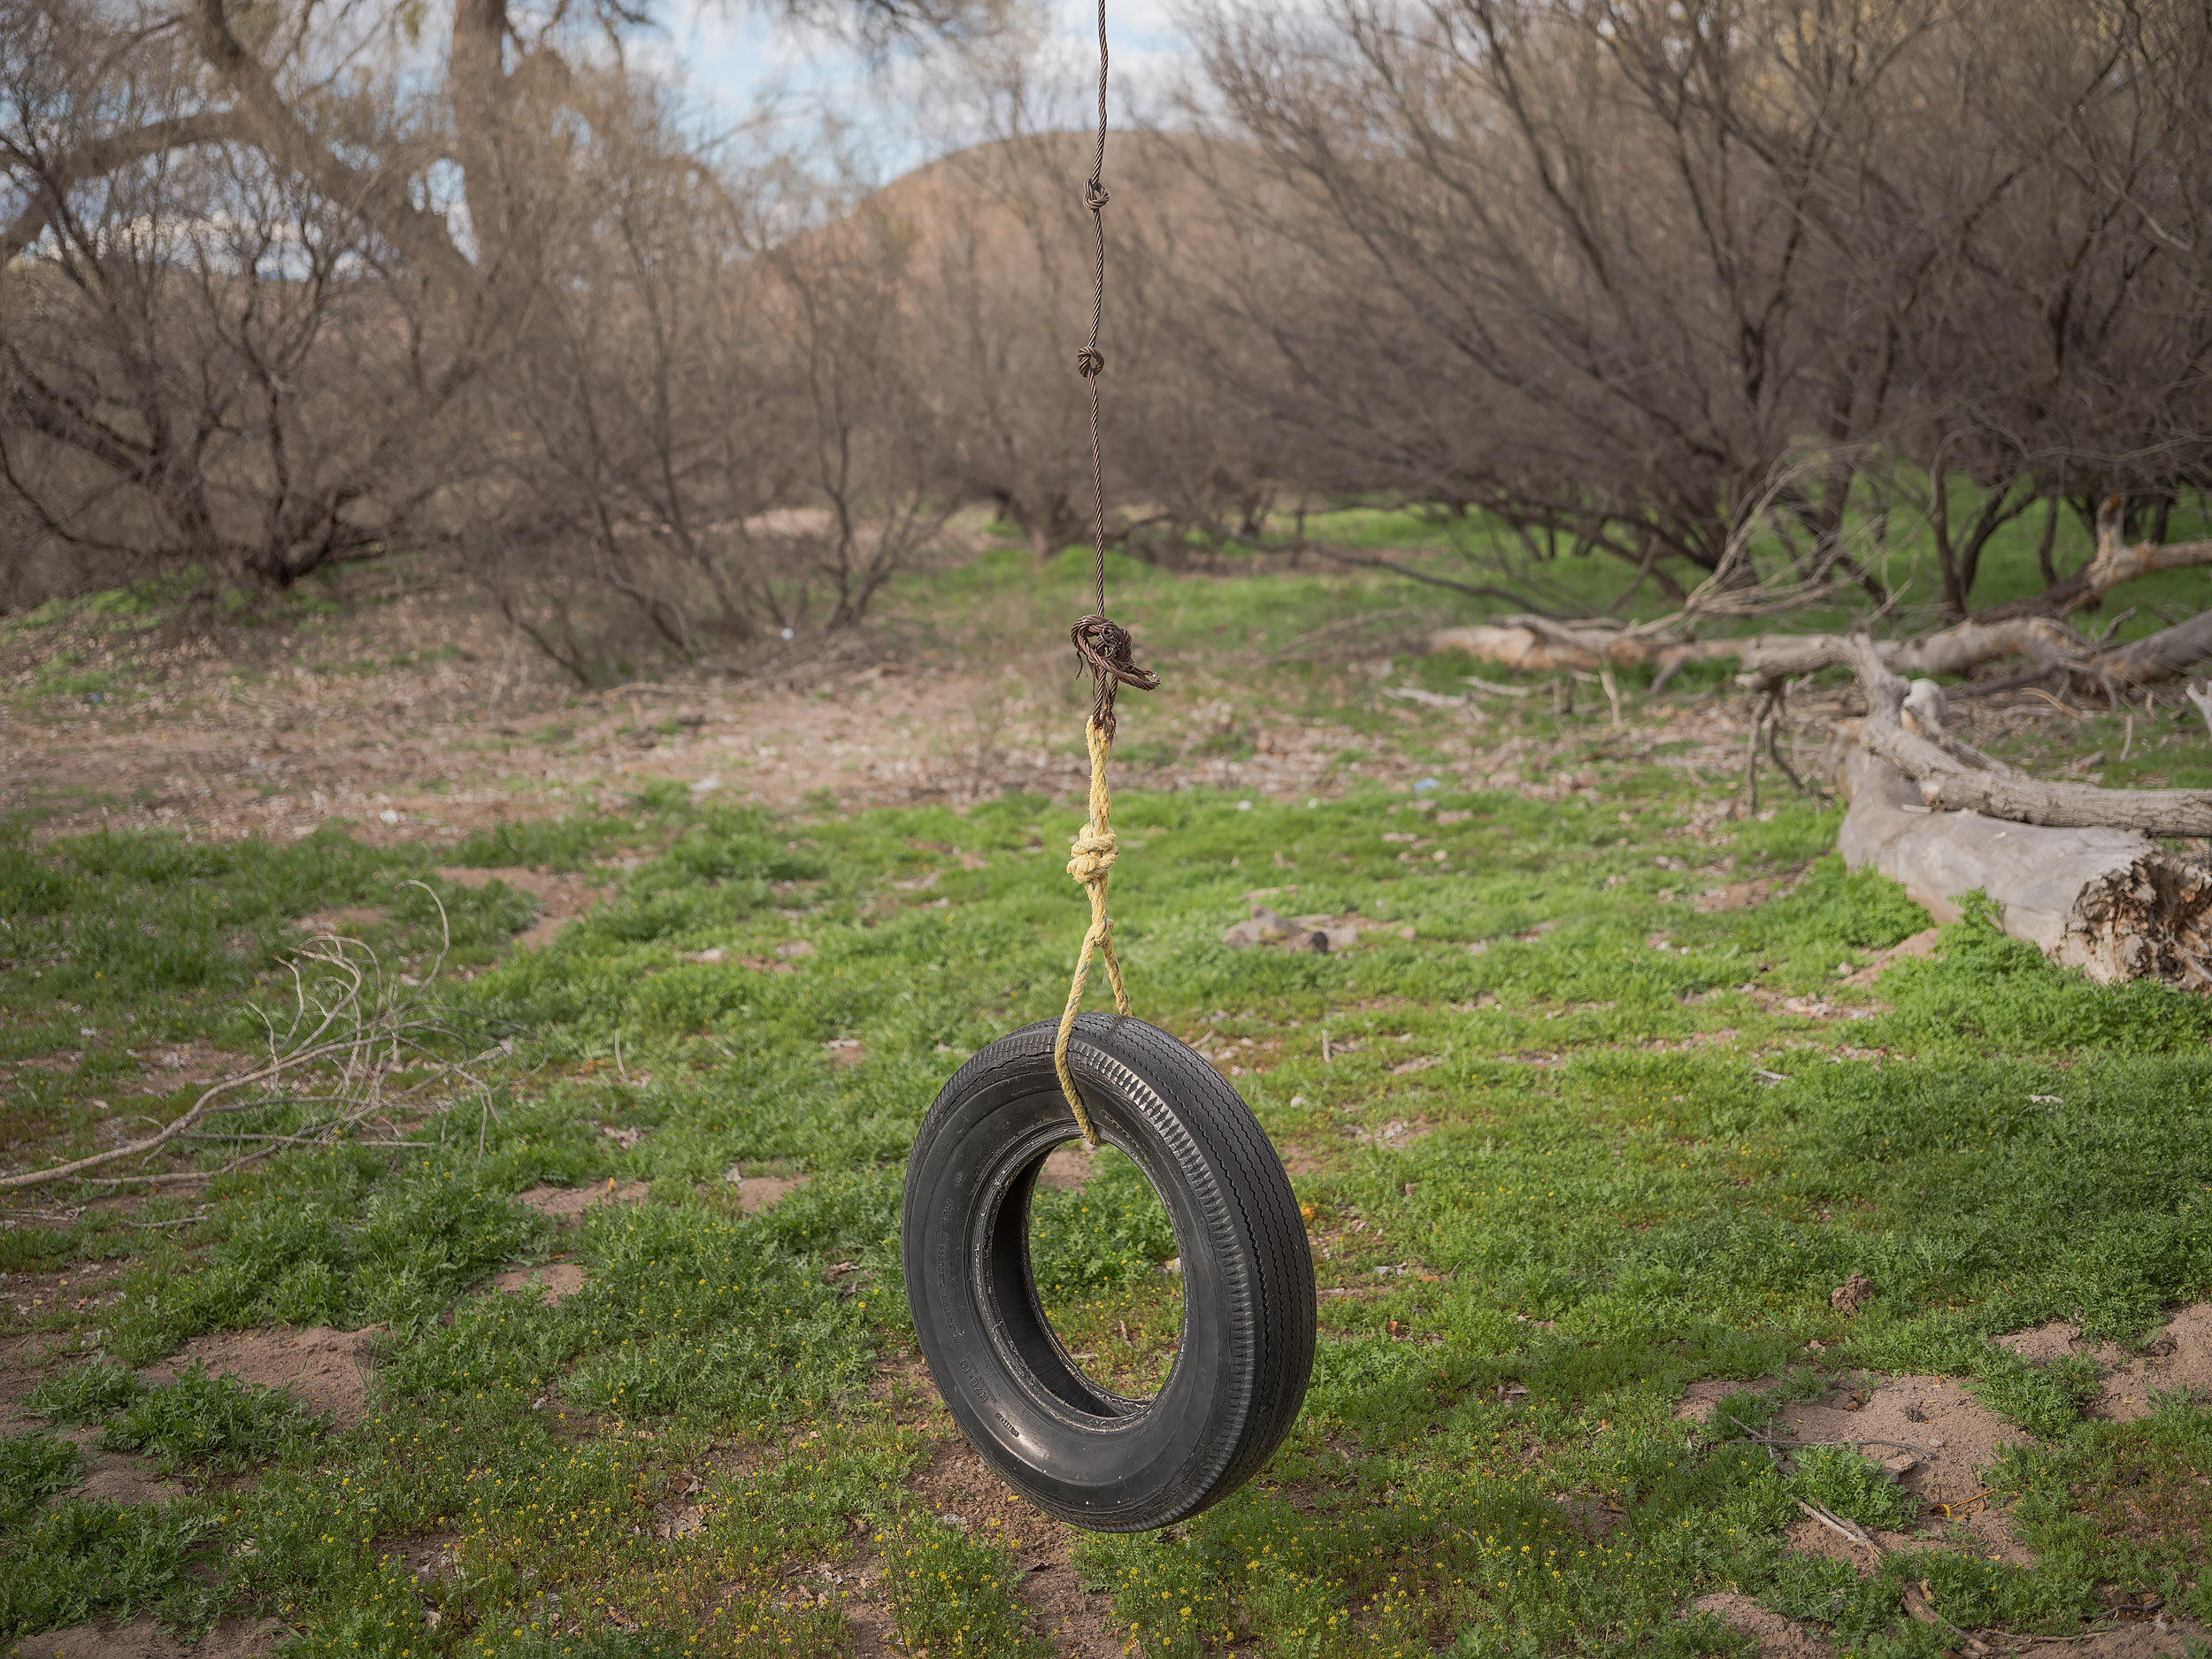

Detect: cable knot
[1070,612,1159,737]
[1067,825,1117,885]
[1082,178,1110,213]
[1076,345,1105,378]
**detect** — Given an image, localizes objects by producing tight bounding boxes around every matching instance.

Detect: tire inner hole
[1025,1137,1185,1401]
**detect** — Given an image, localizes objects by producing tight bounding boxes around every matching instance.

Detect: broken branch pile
[0,892,525,1193]
[1429,504,2212,695]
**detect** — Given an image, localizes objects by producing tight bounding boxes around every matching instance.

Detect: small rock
[1831,1272,1876,1315]
[1223,907,1294,949]
[1881,1454,1919,1480]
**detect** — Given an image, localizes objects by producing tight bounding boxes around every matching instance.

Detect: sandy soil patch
[514,1179,649,1225]
[2060,1618,2212,1657]
[724,1173,807,1214]
[1776,1374,2023,1509]
[1351,1117,1435,1148]
[1673,1375,1790,1424]
[127,1043,252,1092]
[148,1325,384,1427]
[10,1616,284,1659]
[489,1262,588,1303]
[1277,1136,1340,1178]
[1678,1372,2039,1568]
[1692,1593,1833,1659]
[1039,1144,1094,1191]
[68,1431,179,1507]
[1995,1303,2212,1421]
[291,905,387,937]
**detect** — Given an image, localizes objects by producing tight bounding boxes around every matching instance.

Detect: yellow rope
[1053,716,1132,1147]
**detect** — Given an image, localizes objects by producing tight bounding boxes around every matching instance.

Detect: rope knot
[1076,345,1105,379]
[1067,825,1117,885]
[1082,178,1110,213]
[1070,612,1158,736]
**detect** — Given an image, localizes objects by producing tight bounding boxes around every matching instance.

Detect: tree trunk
[1829,735,2212,989]
[1977,494,2212,622]
[1430,603,2212,693]
[1427,615,2086,681]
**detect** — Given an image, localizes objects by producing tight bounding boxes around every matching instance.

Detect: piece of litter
[1753,1067,1791,1084]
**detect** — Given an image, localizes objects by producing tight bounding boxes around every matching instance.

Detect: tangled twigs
[1070,613,1159,738]
[1795,1496,1884,1555]
[0,885,525,1193]
[1743,684,1816,813]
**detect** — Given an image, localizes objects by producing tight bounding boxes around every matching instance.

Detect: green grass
[5,548,2212,1656]
[100,1365,329,1476]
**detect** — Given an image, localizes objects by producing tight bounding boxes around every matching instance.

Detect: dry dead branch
[0,888,522,1193]
[1842,634,2212,836]
[1981,497,2212,621]
[1430,603,2212,700]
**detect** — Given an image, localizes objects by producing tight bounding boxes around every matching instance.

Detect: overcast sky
[654,0,1196,180]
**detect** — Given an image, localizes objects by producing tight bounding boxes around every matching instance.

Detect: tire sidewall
[902,1015,1294,1531]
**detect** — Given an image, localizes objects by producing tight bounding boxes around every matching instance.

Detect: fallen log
[1426,616,2089,685]
[1828,733,2212,988]
[1841,633,2212,838]
[1430,605,2212,695]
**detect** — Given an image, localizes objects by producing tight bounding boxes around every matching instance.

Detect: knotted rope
[1049,0,1155,1148]
[1052,717,1130,1147]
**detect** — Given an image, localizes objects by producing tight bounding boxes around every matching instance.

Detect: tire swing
[899,0,1315,1535]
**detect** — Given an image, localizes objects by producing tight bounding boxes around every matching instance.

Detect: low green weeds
[0,1434,82,1526]
[100,1365,327,1475]
[878,1518,1049,1656]
[5,565,2212,1654]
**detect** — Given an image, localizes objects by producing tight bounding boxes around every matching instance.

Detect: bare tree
[0,18,491,597]
[0,0,990,618]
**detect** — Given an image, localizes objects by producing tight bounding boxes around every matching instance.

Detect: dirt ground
[1,582,1780,850]
[1677,1317,2212,1659]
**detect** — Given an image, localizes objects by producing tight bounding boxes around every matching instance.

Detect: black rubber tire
[901,1013,1315,1532]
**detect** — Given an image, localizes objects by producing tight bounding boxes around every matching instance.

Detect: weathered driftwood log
[1430,605,2212,692]
[1427,616,2087,683]
[1841,634,2212,837]
[1828,733,2212,988]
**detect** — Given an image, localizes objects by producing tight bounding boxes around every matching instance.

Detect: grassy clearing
[4,542,2212,1658]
